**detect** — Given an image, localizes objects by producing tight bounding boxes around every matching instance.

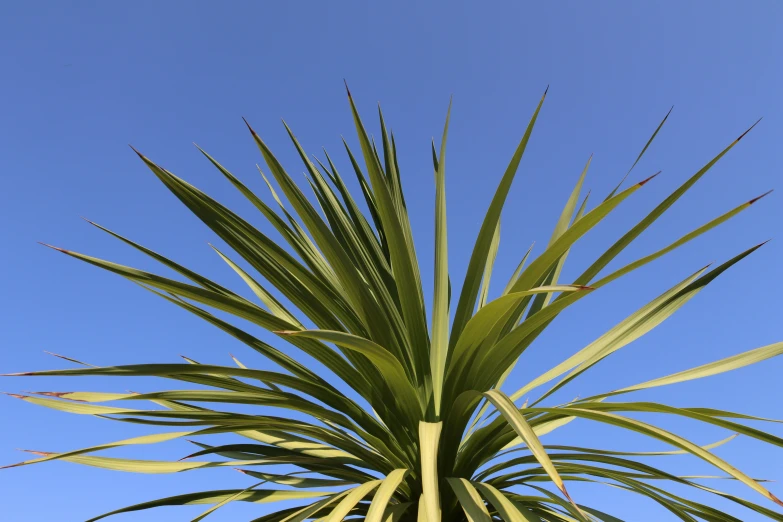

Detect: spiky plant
[4,86,782,522]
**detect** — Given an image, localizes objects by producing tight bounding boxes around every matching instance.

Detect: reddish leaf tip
[37,242,69,254]
[22,450,53,456]
[241,117,258,137]
[235,468,249,474]
[638,171,661,186]
[32,391,74,400]
[748,189,773,205]
[2,392,28,399]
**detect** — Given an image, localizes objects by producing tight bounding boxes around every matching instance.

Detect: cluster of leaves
[4,86,782,521]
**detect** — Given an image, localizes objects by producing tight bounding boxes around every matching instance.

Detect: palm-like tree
[4,87,782,521]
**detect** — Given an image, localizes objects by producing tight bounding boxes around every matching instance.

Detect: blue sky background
[2,2,782,521]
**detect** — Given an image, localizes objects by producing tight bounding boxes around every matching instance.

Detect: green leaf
[431,98,453,417]
[509,177,649,295]
[605,106,673,200]
[85,489,333,522]
[502,242,535,296]
[191,480,266,521]
[574,118,761,287]
[483,390,582,517]
[530,405,783,508]
[511,265,708,403]
[451,88,547,346]
[322,480,382,522]
[478,221,501,310]
[345,87,430,386]
[473,481,540,522]
[447,477,492,522]
[366,469,409,522]
[596,341,783,399]
[279,329,422,424]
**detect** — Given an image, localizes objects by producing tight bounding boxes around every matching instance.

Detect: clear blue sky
[2,2,782,521]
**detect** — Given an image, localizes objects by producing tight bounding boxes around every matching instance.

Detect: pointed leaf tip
[748,189,774,205]
[241,117,258,136]
[37,242,69,254]
[737,118,762,141]
[22,450,53,456]
[638,171,661,186]
[128,145,149,162]
[2,392,28,399]
[343,79,351,98]
[179,446,201,461]
[43,351,69,360]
